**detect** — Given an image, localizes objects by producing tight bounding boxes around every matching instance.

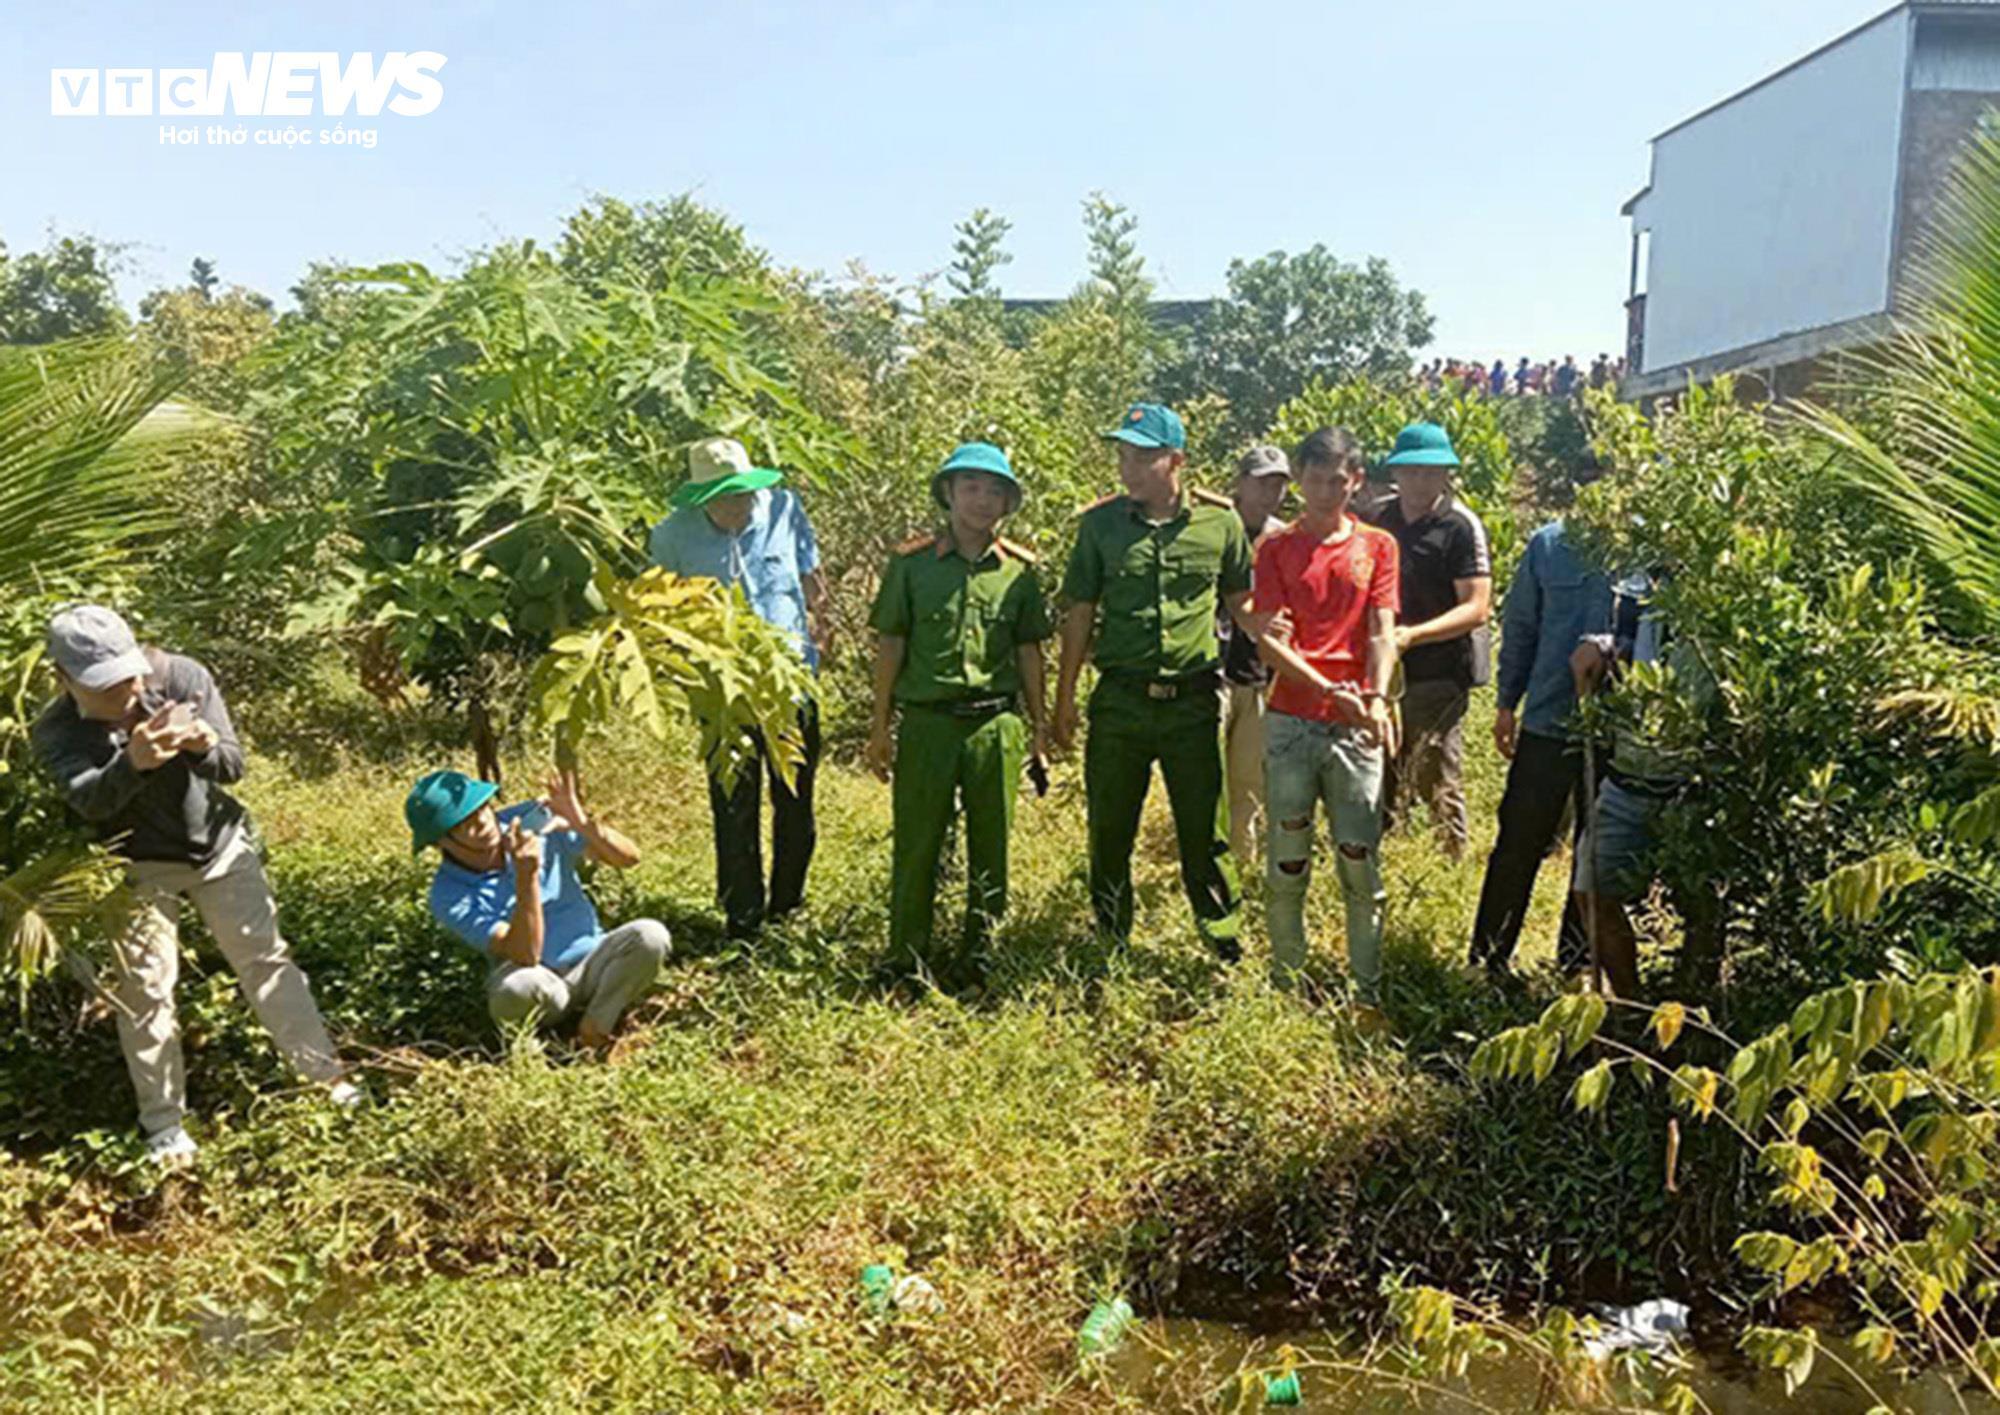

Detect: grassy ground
[0,678,1728,1411]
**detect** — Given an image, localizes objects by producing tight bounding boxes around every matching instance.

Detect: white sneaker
[327,1079,364,1109]
[144,1124,199,1165]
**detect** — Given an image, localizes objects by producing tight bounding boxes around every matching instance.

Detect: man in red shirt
[1253,427,1400,1020]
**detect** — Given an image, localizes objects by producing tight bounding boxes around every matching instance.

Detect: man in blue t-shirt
[650,437,831,940]
[408,767,670,1047]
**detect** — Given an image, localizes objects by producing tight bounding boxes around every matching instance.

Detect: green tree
[557,194,772,293]
[137,262,276,412]
[243,244,851,781]
[947,207,1014,310]
[0,232,128,345]
[1174,245,1433,449]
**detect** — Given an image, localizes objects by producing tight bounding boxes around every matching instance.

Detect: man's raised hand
[545,769,589,833]
[505,817,544,876]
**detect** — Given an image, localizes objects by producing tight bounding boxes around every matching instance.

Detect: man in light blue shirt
[410,766,670,1047]
[649,438,831,939]
[1468,519,1612,977]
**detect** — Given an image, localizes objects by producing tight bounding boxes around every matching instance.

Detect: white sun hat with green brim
[672,437,785,509]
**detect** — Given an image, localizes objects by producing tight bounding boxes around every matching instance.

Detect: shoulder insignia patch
[1191,487,1234,510]
[895,532,938,556]
[997,536,1039,564]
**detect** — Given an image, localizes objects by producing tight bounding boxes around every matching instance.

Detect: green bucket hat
[931,441,1023,512]
[406,769,499,854]
[671,437,785,509]
[1103,402,1186,450]
[1381,422,1461,468]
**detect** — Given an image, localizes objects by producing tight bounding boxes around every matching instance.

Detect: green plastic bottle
[1076,1297,1135,1356]
[1263,1370,1303,1405]
[859,1263,896,1315]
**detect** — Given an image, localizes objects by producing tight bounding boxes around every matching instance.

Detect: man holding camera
[32,605,353,1165]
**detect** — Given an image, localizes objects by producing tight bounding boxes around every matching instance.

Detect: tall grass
[0,674,1714,1411]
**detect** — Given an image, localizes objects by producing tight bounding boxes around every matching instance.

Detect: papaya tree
[242,240,855,780]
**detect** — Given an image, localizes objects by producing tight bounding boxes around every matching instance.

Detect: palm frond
[0,843,124,1009]
[1799,118,2000,632]
[0,337,197,601]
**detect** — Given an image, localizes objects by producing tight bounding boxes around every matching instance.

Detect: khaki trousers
[1222,682,1268,875]
[113,828,343,1135]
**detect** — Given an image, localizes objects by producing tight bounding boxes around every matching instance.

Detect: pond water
[1098,1318,1998,1413]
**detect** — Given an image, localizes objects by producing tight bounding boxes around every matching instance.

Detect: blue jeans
[1263,710,1386,1001]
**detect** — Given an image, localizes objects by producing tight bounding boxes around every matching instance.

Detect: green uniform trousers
[1084,676,1242,951]
[889,703,1026,972]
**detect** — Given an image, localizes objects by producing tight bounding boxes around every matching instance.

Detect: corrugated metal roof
[1647,0,2000,143]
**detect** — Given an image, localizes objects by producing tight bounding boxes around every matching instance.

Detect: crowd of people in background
[1416,353,1625,399]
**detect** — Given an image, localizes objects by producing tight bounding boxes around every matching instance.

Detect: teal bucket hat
[1103,402,1186,451]
[406,769,499,854]
[1382,421,1461,468]
[932,441,1023,511]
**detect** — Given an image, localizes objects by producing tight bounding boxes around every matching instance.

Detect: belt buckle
[1146,681,1177,701]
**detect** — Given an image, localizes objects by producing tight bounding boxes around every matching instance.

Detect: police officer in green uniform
[866,442,1051,982]
[1053,402,1254,958]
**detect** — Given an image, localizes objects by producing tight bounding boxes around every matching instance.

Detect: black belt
[918,694,1016,718]
[1102,667,1221,701]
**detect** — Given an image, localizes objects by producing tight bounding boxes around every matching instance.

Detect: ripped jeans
[1263,709,1386,1002]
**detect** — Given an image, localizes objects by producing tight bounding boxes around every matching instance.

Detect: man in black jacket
[32,605,353,1164]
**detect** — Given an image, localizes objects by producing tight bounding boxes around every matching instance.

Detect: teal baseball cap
[1104,402,1186,451]
[1382,422,1461,468]
[406,769,499,854]
[932,441,1023,511]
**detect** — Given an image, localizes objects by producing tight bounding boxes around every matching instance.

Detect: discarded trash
[892,1273,944,1315]
[860,1263,896,1315]
[1583,1298,1690,1358]
[1263,1369,1303,1405]
[1077,1297,1136,1356]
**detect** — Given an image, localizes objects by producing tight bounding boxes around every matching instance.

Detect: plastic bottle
[859,1263,896,1315]
[1076,1297,1136,1356]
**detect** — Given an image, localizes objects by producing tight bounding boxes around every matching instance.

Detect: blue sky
[4,0,1891,360]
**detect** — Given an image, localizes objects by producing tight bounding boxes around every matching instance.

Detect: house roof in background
[1647,0,2000,144]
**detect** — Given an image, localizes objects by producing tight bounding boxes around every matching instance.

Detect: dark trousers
[1084,677,1242,956]
[708,700,820,939]
[1469,729,1592,972]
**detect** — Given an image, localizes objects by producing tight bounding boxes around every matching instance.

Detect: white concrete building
[1622,0,2000,400]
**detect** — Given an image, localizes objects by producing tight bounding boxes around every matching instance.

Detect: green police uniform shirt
[1060,490,1252,678]
[871,533,1052,705]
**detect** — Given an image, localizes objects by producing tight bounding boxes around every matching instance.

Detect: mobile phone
[517,802,556,836]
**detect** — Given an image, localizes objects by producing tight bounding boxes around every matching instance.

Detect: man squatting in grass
[1218,445,1292,875]
[1251,429,1401,1019]
[1364,422,1493,860]
[32,605,356,1165]
[408,767,670,1045]
[865,442,1050,987]
[649,438,832,942]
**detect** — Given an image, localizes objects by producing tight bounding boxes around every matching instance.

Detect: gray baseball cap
[1235,445,1291,479]
[47,605,149,690]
